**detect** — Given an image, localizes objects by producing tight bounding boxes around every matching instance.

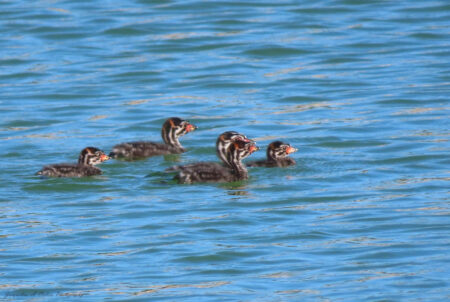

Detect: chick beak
[100,154,110,162]
[286,146,298,154]
[249,145,259,154]
[186,123,197,132]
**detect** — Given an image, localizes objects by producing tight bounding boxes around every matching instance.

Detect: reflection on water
[1,0,449,301]
[226,189,249,197]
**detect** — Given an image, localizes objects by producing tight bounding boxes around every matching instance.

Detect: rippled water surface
[1,0,449,300]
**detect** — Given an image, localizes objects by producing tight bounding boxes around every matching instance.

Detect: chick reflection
[227,190,249,196]
[223,183,249,196]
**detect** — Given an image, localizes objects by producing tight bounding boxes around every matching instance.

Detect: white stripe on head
[216,131,249,165]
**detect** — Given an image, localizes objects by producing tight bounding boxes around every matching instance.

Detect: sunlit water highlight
[1,0,449,301]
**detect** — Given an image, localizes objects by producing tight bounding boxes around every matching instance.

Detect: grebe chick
[37,147,109,177]
[167,132,258,184]
[109,117,197,160]
[247,141,297,167]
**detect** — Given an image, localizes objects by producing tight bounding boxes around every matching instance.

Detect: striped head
[161,117,197,148]
[216,131,251,166]
[78,147,110,166]
[267,141,297,161]
[225,139,258,179]
[228,139,259,162]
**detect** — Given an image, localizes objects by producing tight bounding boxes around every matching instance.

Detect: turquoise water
[1,0,449,300]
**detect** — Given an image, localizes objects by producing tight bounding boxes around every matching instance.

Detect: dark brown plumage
[167,131,258,184]
[37,147,110,177]
[247,141,297,167]
[109,117,197,160]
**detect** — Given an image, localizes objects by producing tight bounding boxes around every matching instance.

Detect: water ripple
[1,0,449,300]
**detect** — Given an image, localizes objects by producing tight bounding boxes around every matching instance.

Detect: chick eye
[234,141,245,148]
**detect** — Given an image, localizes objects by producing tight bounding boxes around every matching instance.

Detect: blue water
[1,0,449,300]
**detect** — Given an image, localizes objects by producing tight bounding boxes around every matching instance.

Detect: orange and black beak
[100,154,110,162]
[185,123,197,133]
[286,146,298,155]
[248,144,259,154]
